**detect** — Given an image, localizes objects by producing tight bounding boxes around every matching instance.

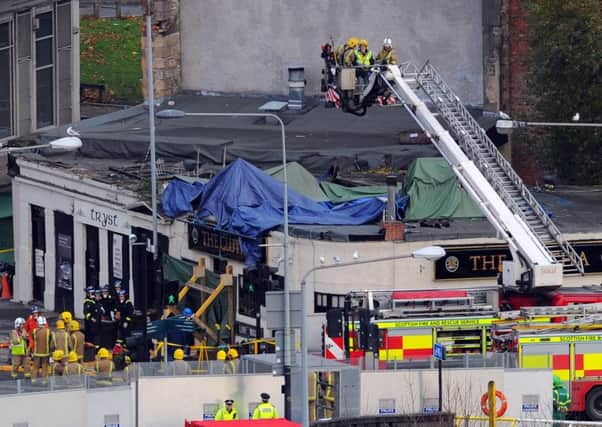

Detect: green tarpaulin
[266,162,389,203]
[320,182,387,203]
[403,158,484,220]
[265,162,329,202]
[162,255,231,344]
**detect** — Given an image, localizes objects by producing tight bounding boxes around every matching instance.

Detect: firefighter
[343,37,359,67]
[31,316,51,382]
[216,349,228,374]
[10,317,30,379]
[51,350,65,376]
[95,347,114,385]
[83,286,98,343]
[112,280,122,301]
[375,37,398,65]
[64,351,83,377]
[169,348,192,375]
[224,348,239,374]
[60,311,73,325]
[252,392,279,419]
[24,306,40,338]
[52,319,70,354]
[115,289,134,344]
[335,37,358,65]
[553,375,570,422]
[69,320,86,362]
[215,399,238,420]
[356,39,374,86]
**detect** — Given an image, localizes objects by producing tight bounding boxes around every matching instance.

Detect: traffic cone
[1,271,11,299]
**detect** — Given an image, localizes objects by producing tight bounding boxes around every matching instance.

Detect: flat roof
[12,93,602,241]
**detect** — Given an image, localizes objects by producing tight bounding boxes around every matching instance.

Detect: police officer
[83,286,98,342]
[115,290,134,344]
[215,399,238,420]
[10,317,30,379]
[252,393,279,419]
[100,284,115,319]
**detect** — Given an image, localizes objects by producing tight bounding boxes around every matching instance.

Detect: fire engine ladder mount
[379,63,583,290]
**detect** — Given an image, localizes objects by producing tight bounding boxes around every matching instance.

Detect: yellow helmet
[68,320,80,332]
[174,349,185,360]
[217,350,227,361]
[60,311,73,323]
[227,348,239,359]
[55,319,65,329]
[359,39,369,47]
[68,351,79,363]
[52,350,64,360]
[97,347,110,359]
[347,37,359,49]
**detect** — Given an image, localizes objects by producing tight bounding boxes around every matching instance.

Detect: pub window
[34,11,54,129]
[213,257,227,274]
[314,291,346,313]
[238,273,255,317]
[0,19,14,139]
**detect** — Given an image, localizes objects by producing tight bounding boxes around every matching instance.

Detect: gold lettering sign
[188,224,247,261]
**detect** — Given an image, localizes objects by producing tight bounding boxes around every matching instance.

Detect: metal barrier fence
[326,352,518,371]
[0,372,132,396]
[455,416,602,427]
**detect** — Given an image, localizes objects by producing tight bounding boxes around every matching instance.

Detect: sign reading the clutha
[188,223,245,261]
[435,242,602,280]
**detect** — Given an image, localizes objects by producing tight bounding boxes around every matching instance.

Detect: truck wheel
[586,387,602,420]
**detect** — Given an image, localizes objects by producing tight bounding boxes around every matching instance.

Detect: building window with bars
[314,292,346,313]
[0,19,14,139]
[35,11,54,129]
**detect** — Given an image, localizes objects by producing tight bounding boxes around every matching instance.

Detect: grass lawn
[80,17,143,104]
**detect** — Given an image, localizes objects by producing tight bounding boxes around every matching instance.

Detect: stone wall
[141,0,181,99]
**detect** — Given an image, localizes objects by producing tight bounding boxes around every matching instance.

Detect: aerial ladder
[367,63,584,290]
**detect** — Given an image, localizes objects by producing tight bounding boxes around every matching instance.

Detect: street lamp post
[496,119,602,134]
[0,136,83,153]
[155,108,293,415]
[298,246,446,427]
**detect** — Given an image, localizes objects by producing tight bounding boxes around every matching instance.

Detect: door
[85,225,99,289]
[54,211,74,313]
[31,205,46,301]
[108,231,129,288]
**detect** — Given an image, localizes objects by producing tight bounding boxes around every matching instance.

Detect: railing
[456,416,602,427]
[80,0,142,18]
[0,372,132,396]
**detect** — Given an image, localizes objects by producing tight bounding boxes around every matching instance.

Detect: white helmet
[14,317,26,328]
[37,316,47,327]
[383,37,392,47]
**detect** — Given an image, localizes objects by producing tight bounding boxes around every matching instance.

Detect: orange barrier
[1,272,11,299]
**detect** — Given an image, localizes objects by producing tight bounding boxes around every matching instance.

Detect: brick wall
[141,0,181,99]
[500,0,541,185]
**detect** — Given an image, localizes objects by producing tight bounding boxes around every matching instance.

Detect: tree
[525,0,602,184]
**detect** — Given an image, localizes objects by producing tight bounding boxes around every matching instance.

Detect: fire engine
[320,61,601,417]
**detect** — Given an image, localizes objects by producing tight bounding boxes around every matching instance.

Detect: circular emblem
[191,226,199,245]
[445,256,460,273]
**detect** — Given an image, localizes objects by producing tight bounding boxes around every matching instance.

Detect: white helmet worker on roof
[376,36,398,66]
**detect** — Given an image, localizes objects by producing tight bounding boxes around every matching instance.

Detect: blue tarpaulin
[162,159,391,264]
[161,178,205,218]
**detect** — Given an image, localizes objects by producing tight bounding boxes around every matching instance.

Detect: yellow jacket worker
[252,393,279,419]
[215,399,238,420]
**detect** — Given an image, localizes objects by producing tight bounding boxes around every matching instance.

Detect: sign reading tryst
[74,200,130,235]
[435,242,602,279]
